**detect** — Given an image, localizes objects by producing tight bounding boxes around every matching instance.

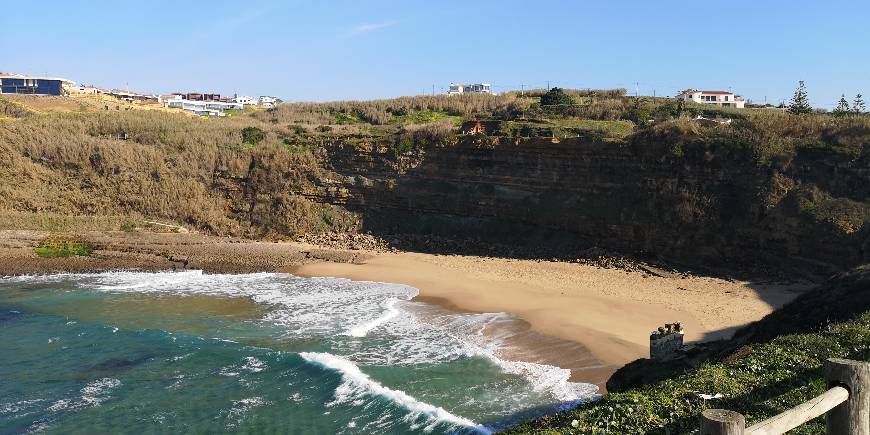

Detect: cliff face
[311,136,869,271]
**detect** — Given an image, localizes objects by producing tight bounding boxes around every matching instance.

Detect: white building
[74,85,103,94]
[677,89,745,108]
[258,96,279,108]
[160,95,243,116]
[233,95,255,106]
[447,83,492,95]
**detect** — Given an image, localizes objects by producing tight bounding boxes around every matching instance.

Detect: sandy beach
[291,247,814,386]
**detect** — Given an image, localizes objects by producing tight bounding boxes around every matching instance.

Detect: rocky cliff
[309,135,869,272]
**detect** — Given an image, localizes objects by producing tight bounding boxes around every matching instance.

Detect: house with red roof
[677,89,745,108]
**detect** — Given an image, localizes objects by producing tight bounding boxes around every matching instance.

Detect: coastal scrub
[506,311,870,434]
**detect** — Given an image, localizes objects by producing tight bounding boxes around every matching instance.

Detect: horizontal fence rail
[701,358,869,435]
[745,386,849,434]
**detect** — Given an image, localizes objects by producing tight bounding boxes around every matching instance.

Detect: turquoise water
[0,271,597,434]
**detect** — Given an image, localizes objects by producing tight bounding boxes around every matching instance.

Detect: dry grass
[0,108,345,238]
[253,93,529,126]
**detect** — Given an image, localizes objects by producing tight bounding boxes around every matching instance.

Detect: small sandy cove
[291,247,812,384]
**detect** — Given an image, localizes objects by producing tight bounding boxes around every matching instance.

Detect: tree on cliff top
[853,93,866,114]
[834,94,851,116]
[540,87,575,108]
[788,81,812,114]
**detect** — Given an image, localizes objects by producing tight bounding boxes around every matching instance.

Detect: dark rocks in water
[91,354,157,371]
[0,307,27,324]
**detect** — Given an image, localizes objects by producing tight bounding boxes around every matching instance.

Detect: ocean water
[0,271,599,434]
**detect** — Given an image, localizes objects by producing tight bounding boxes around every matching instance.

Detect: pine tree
[833,94,850,116]
[788,81,812,114]
[853,93,866,114]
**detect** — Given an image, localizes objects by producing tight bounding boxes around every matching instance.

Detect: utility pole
[521,84,525,97]
[635,82,639,97]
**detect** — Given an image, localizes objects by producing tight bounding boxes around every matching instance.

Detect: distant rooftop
[680,88,734,95]
[0,73,75,84]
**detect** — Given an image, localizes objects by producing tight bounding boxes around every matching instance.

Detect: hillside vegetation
[0,92,867,269]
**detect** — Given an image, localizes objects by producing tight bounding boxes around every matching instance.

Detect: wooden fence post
[825,358,870,435]
[701,409,745,435]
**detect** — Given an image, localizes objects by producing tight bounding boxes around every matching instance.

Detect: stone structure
[650,322,684,361]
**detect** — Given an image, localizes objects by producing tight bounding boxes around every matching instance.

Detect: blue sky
[2,1,868,106]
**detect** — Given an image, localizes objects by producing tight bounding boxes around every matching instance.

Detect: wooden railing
[701,358,869,435]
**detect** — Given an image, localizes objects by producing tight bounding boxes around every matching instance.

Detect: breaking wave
[300,352,490,434]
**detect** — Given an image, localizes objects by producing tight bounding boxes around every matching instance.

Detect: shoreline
[289,248,815,386]
[0,230,816,391]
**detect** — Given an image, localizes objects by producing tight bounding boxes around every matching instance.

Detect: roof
[0,73,75,84]
[679,89,734,96]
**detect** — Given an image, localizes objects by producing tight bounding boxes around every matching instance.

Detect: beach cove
[0,230,813,392]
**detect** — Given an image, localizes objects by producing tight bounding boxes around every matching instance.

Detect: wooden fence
[701,358,868,435]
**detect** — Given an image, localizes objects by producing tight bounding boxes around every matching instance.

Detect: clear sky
[2,1,868,107]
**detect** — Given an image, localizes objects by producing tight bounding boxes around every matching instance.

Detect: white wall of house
[233,95,255,105]
[678,90,745,108]
[258,96,278,108]
[447,83,492,95]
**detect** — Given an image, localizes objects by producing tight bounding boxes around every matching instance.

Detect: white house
[75,85,103,94]
[447,83,492,95]
[233,95,255,106]
[677,89,745,108]
[160,94,242,116]
[258,96,279,108]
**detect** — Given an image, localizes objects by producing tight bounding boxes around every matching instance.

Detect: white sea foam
[223,396,271,428]
[46,378,121,412]
[346,298,402,337]
[0,398,43,415]
[242,356,267,373]
[300,352,489,434]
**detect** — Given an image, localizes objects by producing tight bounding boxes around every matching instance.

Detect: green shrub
[34,238,93,257]
[540,87,575,108]
[240,126,266,145]
[333,111,361,125]
[288,124,307,135]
